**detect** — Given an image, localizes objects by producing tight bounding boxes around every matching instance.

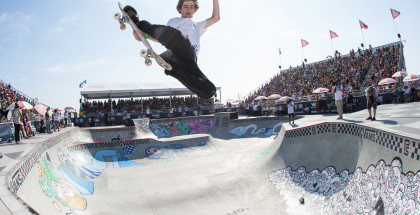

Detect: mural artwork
[57,146,142,195]
[269,158,420,215]
[151,119,214,138]
[229,122,284,137]
[37,152,87,212]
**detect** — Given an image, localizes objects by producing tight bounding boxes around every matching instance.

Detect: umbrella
[403,74,419,82]
[254,96,268,101]
[53,107,64,112]
[268,94,281,100]
[6,101,33,110]
[392,71,408,78]
[378,78,397,85]
[225,99,235,104]
[234,99,244,103]
[312,88,329,94]
[279,96,293,102]
[65,107,77,113]
[34,103,50,115]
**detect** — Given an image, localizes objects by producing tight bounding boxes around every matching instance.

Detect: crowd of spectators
[245,43,403,105]
[0,81,36,123]
[81,96,215,118]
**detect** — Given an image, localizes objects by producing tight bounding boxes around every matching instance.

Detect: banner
[301,39,309,47]
[390,8,400,19]
[329,30,339,39]
[359,20,368,29]
[0,123,13,143]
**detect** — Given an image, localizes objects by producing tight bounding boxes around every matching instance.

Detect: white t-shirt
[287,102,294,114]
[167,18,207,55]
[334,85,343,101]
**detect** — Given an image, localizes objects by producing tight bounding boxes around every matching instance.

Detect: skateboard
[114,2,172,71]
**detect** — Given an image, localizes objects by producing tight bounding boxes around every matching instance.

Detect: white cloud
[46,11,80,38]
[41,59,108,74]
[0,12,31,37]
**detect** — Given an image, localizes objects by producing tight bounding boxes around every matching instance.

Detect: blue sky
[1,0,419,110]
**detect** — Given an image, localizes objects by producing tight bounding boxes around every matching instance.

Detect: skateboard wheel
[145,58,152,66]
[140,49,148,58]
[114,13,121,20]
[120,24,126,30]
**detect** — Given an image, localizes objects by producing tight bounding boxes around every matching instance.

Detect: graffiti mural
[37,152,87,212]
[268,157,420,215]
[57,146,142,195]
[229,122,283,137]
[145,142,207,160]
[151,119,214,138]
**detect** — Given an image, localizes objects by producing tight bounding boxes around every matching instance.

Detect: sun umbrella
[6,101,33,110]
[225,99,235,103]
[392,71,408,78]
[378,78,397,85]
[279,96,293,102]
[53,107,64,112]
[64,107,77,113]
[234,99,244,103]
[403,74,419,82]
[34,103,50,115]
[312,88,329,94]
[268,94,281,100]
[254,96,268,101]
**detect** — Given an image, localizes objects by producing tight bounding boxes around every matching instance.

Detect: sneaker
[16,141,20,144]
[123,5,139,22]
[371,117,376,121]
[337,117,343,120]
[366,116,372,120]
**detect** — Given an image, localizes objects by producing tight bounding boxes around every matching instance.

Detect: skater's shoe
[123,5,140,23]
[366,116,372,120]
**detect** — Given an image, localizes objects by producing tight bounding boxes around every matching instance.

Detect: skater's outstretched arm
[205,0,220,28]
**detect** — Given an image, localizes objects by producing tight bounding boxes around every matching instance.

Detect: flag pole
[360,28,366,50]
[392,18,401,42]
[330,38,335,55]
[301,47,305,63]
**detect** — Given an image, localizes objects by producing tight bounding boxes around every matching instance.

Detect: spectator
[332,81,343,119]
[11,103,21,144]
[365,85,378,121]
[53,109,60,132]
[45,107,52,133]
[346,92,354,113]
[287,99,295,125]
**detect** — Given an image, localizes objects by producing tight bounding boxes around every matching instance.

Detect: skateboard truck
[140,49,152,66]
[113,13,126,30]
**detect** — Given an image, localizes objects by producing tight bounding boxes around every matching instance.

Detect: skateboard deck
[115,2,172,71]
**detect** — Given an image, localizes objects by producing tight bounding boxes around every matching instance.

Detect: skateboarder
[124,0,220,99]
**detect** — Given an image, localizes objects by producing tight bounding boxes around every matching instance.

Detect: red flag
[390,8,400,19]
[329,30,339,39]
[301,39,309,47]
[359,20,368,29]
[278,48,282,55]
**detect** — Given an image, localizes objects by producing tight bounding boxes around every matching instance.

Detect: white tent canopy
[80,82,221,100]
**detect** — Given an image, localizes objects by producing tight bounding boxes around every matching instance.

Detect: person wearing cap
[11,102,22,144]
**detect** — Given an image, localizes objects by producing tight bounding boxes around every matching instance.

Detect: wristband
[145,33,149,39]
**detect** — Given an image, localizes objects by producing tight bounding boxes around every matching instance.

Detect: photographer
[332,80,343,119]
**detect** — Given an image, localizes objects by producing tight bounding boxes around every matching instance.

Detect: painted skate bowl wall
[6,126,212,214]
[6,115,420,214]
[266,122,420,214]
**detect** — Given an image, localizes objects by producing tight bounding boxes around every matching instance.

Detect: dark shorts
[367,96,377,109]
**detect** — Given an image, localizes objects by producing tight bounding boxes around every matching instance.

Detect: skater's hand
[133,30,143,42]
